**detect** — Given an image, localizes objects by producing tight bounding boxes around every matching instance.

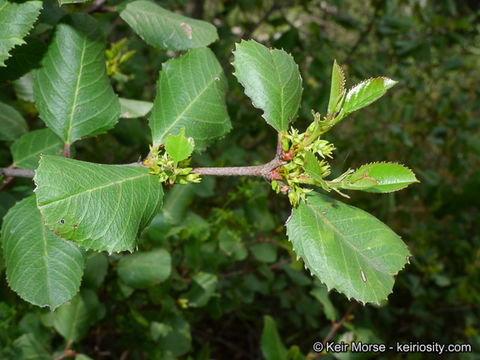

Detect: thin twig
[0,168,35,179]
[0,156,285,181]
[307,302,357,359]
[191,156,285,179]
[323,302,357,344]
[54,341,76,360]
[84,0,107,13]
[64,143,70,158]
[0,164,15,191]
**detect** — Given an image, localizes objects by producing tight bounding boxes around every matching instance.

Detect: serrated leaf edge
[1,196,83,310]
[0,1,43,66]
[232,40,303,132]
[354,161,419,193]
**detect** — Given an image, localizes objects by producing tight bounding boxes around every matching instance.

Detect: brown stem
[0,168,35,178]
[307,302,357,359]
[54,341,75,360]
[0,164,15,191]
[191,157,285,180]
[0,157,285,181]
[323,302,357,344]
[64,143,70,158]
[84,0,114,13]
[276,132,283,156]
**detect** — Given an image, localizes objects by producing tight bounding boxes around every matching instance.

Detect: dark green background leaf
[117,249,171,289]
[53,289,103,343]
[0,0,42,66]
[0,102,28,141]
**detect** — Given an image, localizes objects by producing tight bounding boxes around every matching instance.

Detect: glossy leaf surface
[343,77,397,116]
[344,162,418,193]
[232,40,302,132]
[303,151,329,190]
[286,192,410,304]
[34,156,164,253]
[165,128,194,164]
[327,60,345,114]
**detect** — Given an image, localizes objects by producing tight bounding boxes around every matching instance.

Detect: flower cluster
[271,121,336,206]
[144,145,201,185]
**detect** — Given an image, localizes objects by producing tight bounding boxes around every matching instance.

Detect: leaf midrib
[306,202,390,274]
[38,171,150,207]
[65,34,87,144]
[156,67,220,144]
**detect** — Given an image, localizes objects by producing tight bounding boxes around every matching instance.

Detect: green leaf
[151,315,191,356]
[327,60,345,114]
[286,192,410,304]
[33,14,120,144]
[310,286,338,322]
[119,0,218,50]
[119,97,153,118]
[165,128,194,164]
[82,252,108,289]
[261,316,288,360]
[76,355,94,360]
[0,0,43,66]
[303,151,329,190]
[53,289,102,343]
[0,102,28,141]
[184,272,217,307]
[34,156,164,253]
[11,333,50,360]
[232,40,302,132]
[218,228,247,260]
[343,162,418,193]
[1,195,84,310]
[11,128,63,169]
[0,36,47,81]
[251,243,277,263]
[13,71,35,102]
[162,184,195,225]
[149,47,231,149]
[343,77,397,116]
[117,249,171,289]
[58,0,89,4]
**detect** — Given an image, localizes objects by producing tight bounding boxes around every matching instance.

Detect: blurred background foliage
[1,0,479,359]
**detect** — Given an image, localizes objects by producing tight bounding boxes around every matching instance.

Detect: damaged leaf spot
[180,22,193,40]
